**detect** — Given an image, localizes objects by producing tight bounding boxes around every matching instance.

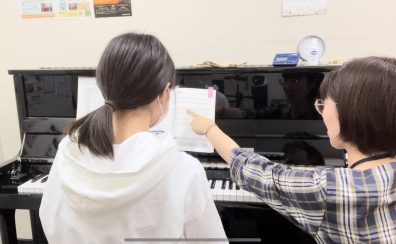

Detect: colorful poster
[21,0,56,19]
[93,0,132,18]
[58,0,92,18]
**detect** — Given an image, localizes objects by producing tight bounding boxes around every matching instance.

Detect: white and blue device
[272,53,300,66]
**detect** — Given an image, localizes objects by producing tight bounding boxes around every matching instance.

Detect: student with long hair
[188,56,396,243]
[39,33,226,243]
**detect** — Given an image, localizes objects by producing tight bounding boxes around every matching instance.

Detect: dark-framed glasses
[314,99,336,115]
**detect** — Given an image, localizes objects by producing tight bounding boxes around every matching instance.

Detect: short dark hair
[282,72,324,101]
[320,56,396,155]
[65,33,175,159]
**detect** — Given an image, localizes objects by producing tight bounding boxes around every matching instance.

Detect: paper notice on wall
[282,0,327,17]
[58,0,93,18]
[21,0,93,19]
[21,0,56,19]
[93,0,132,18]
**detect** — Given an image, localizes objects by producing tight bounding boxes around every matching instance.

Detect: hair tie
[104,100,115,111]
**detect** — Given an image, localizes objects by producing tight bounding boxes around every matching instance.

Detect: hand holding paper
[172,87,216,153]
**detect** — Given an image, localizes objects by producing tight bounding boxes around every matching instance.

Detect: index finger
[186,109,198,117]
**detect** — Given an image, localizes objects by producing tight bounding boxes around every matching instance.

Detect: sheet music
[173,87,216,153]
[76,77,103,119]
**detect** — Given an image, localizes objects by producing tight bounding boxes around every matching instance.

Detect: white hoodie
[39,132,226,244]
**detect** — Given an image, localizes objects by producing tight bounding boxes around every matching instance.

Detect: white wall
[2,0,396,160]
[1,0,396,239]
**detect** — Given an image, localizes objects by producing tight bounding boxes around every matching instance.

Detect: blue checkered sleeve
[230,147,328,236]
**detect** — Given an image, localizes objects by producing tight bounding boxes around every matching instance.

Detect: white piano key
[235,185,244,202]
[224,181,232,202]
[240,188,246,202]
[223,181,231,202]
[214,180,223,201]
[241,189,255,203]
[228,181,238,202]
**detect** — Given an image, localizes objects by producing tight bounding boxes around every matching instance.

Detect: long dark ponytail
[65,33,175,159]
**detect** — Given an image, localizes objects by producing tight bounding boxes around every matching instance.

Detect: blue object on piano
[272,53,300,66]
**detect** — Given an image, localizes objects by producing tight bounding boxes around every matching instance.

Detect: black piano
[0,66,345,244]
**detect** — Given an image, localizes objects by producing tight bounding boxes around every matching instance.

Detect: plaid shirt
[230,148,396,243]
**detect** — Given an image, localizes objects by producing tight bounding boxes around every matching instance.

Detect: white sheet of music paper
[76,77,103,119]
[173,87,216,153]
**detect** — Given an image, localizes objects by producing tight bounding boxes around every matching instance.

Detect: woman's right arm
[187,110,328,236]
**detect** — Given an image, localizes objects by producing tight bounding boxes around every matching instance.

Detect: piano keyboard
[201,162,230,169]
[17,174,48,194]
[209,179,261,203]
[17,174,261,204]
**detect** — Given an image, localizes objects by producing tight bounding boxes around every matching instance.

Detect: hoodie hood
[55,132,178,213]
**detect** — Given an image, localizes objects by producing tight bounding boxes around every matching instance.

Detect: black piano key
[228,181,233,190]
[236,185,240,190]
[40,176,48,183]
[221,179,226,190]
[210,180,216,189]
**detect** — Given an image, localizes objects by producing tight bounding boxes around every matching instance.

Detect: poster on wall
[58,0,92,18]
[282,0,327,17]
[21,0,56,19]
[93,0,132,18]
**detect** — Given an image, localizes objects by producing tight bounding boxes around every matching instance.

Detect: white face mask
[150,89,170,131]
[157,96,167,124]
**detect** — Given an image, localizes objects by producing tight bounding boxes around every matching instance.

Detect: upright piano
[0,65,345,244]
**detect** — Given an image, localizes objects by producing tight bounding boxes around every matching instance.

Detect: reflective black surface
[22,134,63,159]
[177,70,345,166]
[23,75,77,118]
[177,71,323,120]
[14,68,345,166]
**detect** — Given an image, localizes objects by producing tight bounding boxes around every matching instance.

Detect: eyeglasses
[314,99,336,115]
